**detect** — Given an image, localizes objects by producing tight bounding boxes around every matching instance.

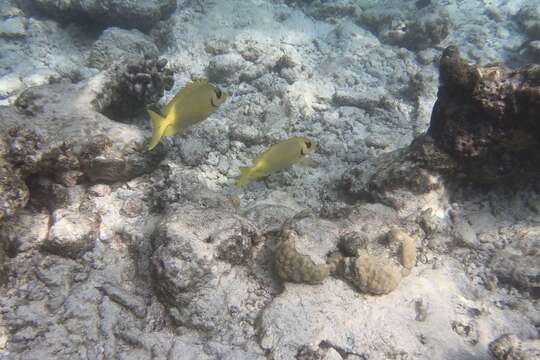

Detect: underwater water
[1,0,540,359]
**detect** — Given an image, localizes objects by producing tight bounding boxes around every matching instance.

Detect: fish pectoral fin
[235,166,252,188]
[147,109,169,150]
[297,158,319,168]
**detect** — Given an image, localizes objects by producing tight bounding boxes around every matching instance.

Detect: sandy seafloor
[0,0,539,359]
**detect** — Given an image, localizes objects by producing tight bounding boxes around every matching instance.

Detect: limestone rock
[207,53,248,84]
[360,4,450,50]
[428,46,540,184]
[0,73,23,99]
[87,28,160,70]
[0,16,26,38]
[305,0,362,22]
[0,157,28,222]
[0,55,169,185]
[527,40,540,60]
[342,136,452,210]
[516,5,540,40]
[0,210,50,255]
[20,0,177,31]
[490,252,540,296]
[384,13,450,51]
[42,207,99,259]
[151,203,262,337]
[489,334,540,360]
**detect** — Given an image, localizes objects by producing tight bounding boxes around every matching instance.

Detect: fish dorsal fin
[162,79,210,114]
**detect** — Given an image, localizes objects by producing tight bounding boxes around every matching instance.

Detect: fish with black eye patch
[235,136,318,187]
[147,79,227,150]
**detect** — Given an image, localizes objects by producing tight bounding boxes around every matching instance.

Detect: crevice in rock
[92,56,173,124]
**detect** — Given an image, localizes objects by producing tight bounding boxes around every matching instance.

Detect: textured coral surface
[1,1,539,359]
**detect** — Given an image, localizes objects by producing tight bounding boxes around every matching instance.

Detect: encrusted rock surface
[516,5,540,41]
[87,27,160,70]
[0,210,49,255]
[20,0,177,31]
[42,206,99,259]
[0,156,28,222]
[490,252,540,297]
[1,1,540,359]
[94,56,174,122]
[0,55,168,185]
[151,202,263,338]
[344,44,540,201]
[428,46,540,184]
[359,2,450,51]
[489,334,540,360]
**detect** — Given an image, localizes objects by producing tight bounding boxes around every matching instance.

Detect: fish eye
[215,87,222,98]
[305,141,312,149]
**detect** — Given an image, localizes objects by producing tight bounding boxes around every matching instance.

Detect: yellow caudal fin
[147,109,169,150]
[235,166,252,187]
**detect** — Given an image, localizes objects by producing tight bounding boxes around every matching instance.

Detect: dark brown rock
[428,46,540,184]
[343,47,540,202]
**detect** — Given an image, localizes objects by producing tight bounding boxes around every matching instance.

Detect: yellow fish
[147,79,227,150]
[235,136,318,187]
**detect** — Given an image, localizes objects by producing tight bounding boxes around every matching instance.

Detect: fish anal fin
[298,158,319,168]
[235,166,252,188]
[148,109,169,150]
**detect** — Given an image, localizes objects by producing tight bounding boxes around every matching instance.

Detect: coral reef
[1,1,539,359]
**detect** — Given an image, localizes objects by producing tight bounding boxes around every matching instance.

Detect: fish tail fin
[147,109,168,150]
[235,167,252,188]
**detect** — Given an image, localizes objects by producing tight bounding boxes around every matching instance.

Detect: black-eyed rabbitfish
[147,79,227,150]
[235,136,318,187]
